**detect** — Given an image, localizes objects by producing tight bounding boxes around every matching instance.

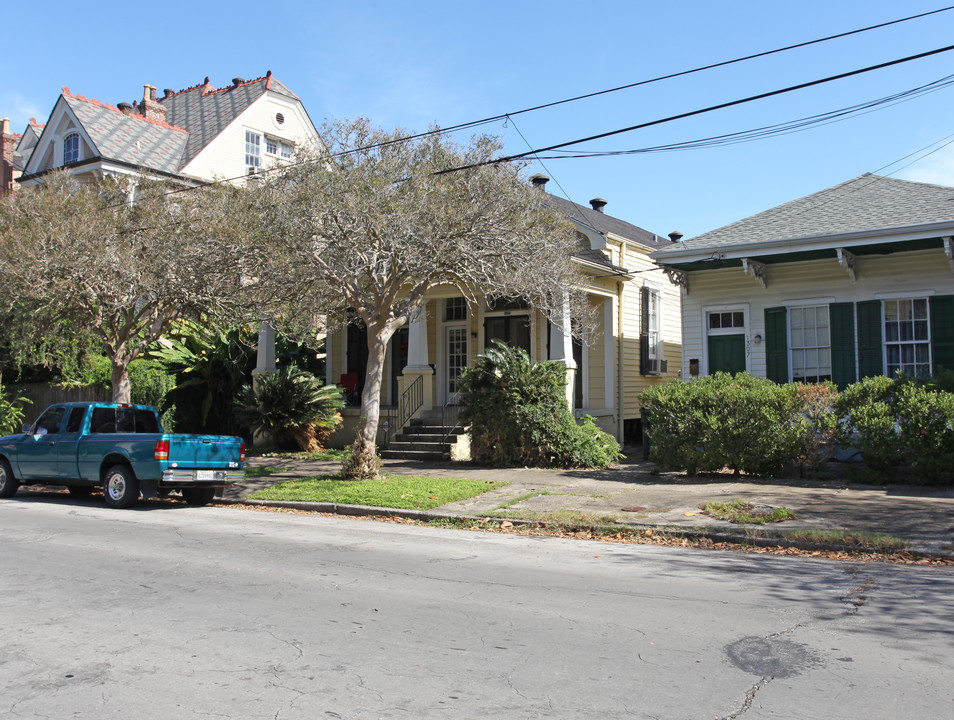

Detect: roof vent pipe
[232,77,245,87]
[529,173,549,190]
[589,197,607,213]
[668,231,684,243]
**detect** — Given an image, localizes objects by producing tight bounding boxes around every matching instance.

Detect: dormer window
[64,133,80,165]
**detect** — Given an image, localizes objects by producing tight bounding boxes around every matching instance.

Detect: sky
[6,1,954,239]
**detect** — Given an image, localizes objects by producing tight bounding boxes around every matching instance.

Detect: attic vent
[275,112,285,125]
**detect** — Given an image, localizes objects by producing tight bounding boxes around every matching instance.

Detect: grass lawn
[249,474,506,511]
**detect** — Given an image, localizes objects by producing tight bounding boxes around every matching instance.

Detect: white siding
[182,93,321,181]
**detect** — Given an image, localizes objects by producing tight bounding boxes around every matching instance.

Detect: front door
[445,326,468,404]
[708,334,746,375]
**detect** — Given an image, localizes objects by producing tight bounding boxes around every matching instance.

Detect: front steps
[380,410,464,461]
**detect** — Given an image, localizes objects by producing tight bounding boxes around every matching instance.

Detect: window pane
[709,314,721,329]
[884,300,898,322]
[913,299,928,319]
[732,312,744,327]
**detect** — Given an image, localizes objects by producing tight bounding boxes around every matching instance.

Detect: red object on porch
[340,374,359,394]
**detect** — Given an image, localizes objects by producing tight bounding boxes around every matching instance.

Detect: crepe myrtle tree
[0,172,250,403]
[246,118,591,479]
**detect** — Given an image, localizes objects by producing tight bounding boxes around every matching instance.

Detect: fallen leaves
[220,502,954,565]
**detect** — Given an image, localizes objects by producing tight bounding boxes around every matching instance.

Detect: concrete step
[386,441,449,453]
[380,448,449,461]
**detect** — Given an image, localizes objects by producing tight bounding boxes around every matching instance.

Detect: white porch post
[398,305,434,420]
[253,318,277,377]
[251,318,277,446]
[549,297,577,410]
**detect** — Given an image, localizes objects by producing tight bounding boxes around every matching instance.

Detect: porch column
[398,305,434,421]
[549,298,577,410]
[253,318,277,378]
[251,318,277,446]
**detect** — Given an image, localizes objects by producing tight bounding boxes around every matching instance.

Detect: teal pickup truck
[0,402,244,508]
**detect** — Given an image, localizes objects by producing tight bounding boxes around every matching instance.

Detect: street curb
[213,497,954,561]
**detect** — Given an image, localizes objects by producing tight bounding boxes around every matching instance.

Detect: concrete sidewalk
[224,454,954,558]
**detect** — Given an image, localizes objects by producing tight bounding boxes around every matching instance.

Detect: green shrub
[833,376,904,482]
[128,359,177,430]
[792,382,844,478]
[234,366,344,452]
[0,381,31,436]
[459,341,621,468]
[640,373,803,476]
[895,382,954,484]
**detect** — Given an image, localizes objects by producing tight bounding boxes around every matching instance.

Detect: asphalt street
[2,497,952,719]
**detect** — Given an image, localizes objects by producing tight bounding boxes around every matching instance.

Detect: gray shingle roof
[159,75,293,167]
[660,174,954,254]
[543,193,666,249]
[63,94,188,175]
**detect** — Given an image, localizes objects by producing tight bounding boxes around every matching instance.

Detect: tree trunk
[346,323,395,479]
[111,359,132,404]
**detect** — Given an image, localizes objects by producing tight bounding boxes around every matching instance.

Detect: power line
[435,42,954,175]
[527,72,954,160]
[122,5,954,201]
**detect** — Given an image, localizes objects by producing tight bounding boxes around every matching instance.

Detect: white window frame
[646,287,663,362]
[788,304,832,383]
[63,133,80,165]
[245,130,262,174]
[883,297,931,378]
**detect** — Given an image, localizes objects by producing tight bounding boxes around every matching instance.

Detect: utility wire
[126,5,954,201]
[435,42,954,175]
[527,72,954,160]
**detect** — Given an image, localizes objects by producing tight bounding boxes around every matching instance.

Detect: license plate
[195,470,214,481]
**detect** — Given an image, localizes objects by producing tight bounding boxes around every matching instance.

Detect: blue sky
[6,1,954,239]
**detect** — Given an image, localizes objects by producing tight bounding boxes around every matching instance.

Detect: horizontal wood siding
[679,249,954,380]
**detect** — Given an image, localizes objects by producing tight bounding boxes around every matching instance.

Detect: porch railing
[386,374,424,447]
[441,402,462,444]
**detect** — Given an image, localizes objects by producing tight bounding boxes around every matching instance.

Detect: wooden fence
[10,384,111,418]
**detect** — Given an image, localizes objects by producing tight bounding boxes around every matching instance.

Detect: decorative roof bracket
[944,237,954,272]
[663,267,688,294]
[836,248,857,282]
[741,258,767,289]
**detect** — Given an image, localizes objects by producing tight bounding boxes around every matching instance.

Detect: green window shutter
[764,306,788,383]
[639,286,650,375]
[856,300,883,378]
[930,295,954,373]
[830,302,856,389]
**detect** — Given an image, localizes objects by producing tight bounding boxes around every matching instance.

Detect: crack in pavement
[717,676,773,720]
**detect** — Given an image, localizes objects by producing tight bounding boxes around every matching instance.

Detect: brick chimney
[2,118,14,192]
[140,84,167,123]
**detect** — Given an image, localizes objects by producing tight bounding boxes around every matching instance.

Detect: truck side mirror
[21,423,31,434]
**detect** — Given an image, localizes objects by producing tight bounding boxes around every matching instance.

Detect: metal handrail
[441,402,462,444]
[386,374,424,447]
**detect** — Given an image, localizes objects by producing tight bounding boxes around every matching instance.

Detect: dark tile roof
[160,74,296,167]
[543,193,666,249]
[63,93,188,175]
[659,174,954,254]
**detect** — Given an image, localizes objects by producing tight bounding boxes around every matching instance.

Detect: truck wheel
[181,487,216,507]
[103,465,139,509]
[0,458,18,498]
[68,485,94,497]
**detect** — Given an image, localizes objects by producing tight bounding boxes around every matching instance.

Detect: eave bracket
[741,258,767,289]
[837,248,857,282]
[663,268,688,294]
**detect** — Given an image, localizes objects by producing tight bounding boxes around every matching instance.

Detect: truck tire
[103,465,140,509]
[0,457,18,498]
[181,487,216,507]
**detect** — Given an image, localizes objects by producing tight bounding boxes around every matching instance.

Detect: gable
[21,92,189,180]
